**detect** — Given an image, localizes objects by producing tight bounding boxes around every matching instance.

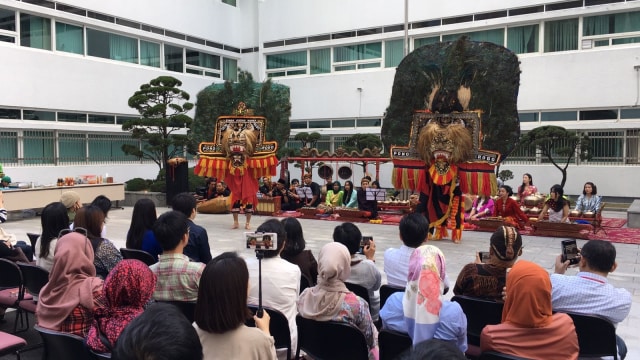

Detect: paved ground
[2,207,638,358]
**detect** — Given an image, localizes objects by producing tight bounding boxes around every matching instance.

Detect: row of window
[0,8,238,80]
[520,108,640,122]
[0,107,139,124]
[290,118,382,130]
[266,11,640,77]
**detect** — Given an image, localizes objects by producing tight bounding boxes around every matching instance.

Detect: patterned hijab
[86,259,157,352]
[502,260,553,328]
[297,242,350,321]
[403,245,447,344]
[37,232,103,330]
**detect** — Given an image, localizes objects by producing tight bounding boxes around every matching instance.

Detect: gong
[317,165,334,180]
[337,166,352,180]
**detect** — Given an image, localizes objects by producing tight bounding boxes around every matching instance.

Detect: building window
[414,36,439,49]
[0,108,20,119]
[164,44,184,73]
[58,112,87,123]
[266,51,307,77]
[332,119,356,128]
[385,39,404,68]
[518,112,539,122]
[333,42,381,72]
[621,108,640,119]
[186,50,221,77]
[116,116,139,125]
[310,48,331,75]
[24,130,54,165]
[443,29,504,46]
[540,111,577,121]
[56,22,83,54]
[507,25,539,54]
[88,134,140,162]
[24,109,55,121]
[140,40,160,68]
[58,133,86,163]
[357,118,382,127]
[223,58,238,81]
[0,131,18,165]
[87,28,138,64]
[0,8,16,43]
[544,19,578,52]
[579,109,617,121]
[584,11,640,47]
[20,13,51,50]
[222,0,237,6]
[308,120,331,128]
[88,114,116,124]
[586,130,624,163]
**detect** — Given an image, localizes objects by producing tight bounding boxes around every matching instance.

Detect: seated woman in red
[480,260,579,359]
[493,185,528,229]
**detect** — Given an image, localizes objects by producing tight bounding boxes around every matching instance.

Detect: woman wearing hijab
[379,245,467,353]
[480,260,579,359]
[36,231,104,337]
[86,259,157,353]
[297,242,379,360]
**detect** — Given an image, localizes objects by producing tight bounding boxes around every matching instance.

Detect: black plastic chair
[378,329,412,360]
[156,301,196,323]
[16,263,49,331]
[35,325,93,360]
[379,284,404,309]
[479,351,533,360]
[89,349,112,359]
[565,312,618,359]
[246,305,292,360]
[299,275,311,294]
[295,314,369,360]
[451,295,504,359]
[119,248,157,266]
[345,282,370,305]
[0,258,27,333]
[26,233,40,251]
[0,331,26,360]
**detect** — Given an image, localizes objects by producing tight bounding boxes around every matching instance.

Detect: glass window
[20,13,51,50]
[186,50,220,70]
[332,119,356,128]
[310,48,331,75]
[579,109,617,121]
[0,131,18,164]
[290,121,307,129]
[385,39,404,68]
[544,19,578,52]
[223,58,238,81]
[443,29,504,45]
[140,40,160,68]
[58,133,86,163]
[88,134,140,162]
[334,42,381,62]
[56,22,83,54]
[87,28,138,63]
[24,109,55,121]
[587,131,624,163]
[414,37,439,49]
[308,120,331,128]
[116,116,139,125]
[24,130,54,165]
[0,108,20,119]
[518,112,539,122]
[507,25,539,54]
[0,35,14,43]
[58,112,87,123]
[357,118,382,127]
[266,51,307,69]
[621,108,640,119]
[0,8,16,31]
[583,11,640,36]
[164,44,183,73]
[88,114,115,124]
[540,111,577,121]
[222,0,237,6]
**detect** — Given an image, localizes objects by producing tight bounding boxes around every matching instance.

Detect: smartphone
[561,239,580,265]
[359,236,373,254]
[478,251,491,263]
[245,232,279,251]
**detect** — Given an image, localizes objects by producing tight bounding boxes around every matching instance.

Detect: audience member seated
[280,217,318,286]
[247,219,301,358]
[86,259,156,353]
[90,195,112,237]
[60,190,81,224]
[380,245,467,353]
[325,181,344,208]
[35,202,70,272]
[517,173,537,206]
[194,252,277,360]
[113,302,203,360]
[552,240,631,359]
[270,179,297,211]
[341,180,358,208]
[172,193,212,264]
[36,231,105,337]
[574,181,602,214]
[357,177,378,219]
[297,242,379,359]
[453,226,523,301]
[73,205,123,279]
[333,222,382,321]
[150,211,205,302]
[396,339,467,360]
[208,181,231,200]
[384,213,429,288]
[302,174,321,207]
[125,198,161,261]
[493,185,528,229]
[465,194,495,221]
[539,184,570,223]
[480,260,579,359]
[0,191,33,262]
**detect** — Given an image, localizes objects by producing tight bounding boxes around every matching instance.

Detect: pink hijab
[36,232,103,330]
[297,242,351,321]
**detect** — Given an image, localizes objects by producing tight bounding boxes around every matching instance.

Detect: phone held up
[359,236,373,254]
[561,239,580,265]
[245,232,279,251]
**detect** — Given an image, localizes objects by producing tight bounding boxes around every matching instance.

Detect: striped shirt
[150,253,205,302]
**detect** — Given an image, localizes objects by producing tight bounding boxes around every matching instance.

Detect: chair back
[156,301,196,323]
[345,282,370,305]
[35,325,93,360]
[379,284,404,309]
[246,305,292,360]
[295,315,369,360]
[17,262,49,297]
[26,233,40,250]
[89,349,112,359]
[479,351,533,360]
[119,248,157,266]
[451,295,503,346]
[299,275,311,294]
[0,258,23,291]
[378,329,412,360]
[565,312,618,359]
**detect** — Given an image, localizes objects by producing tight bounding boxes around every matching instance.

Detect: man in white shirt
[552,239,631,359]
[247,219,301,359]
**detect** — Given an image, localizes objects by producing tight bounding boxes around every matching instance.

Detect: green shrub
[149,180,166,193]
[125,178,150,191]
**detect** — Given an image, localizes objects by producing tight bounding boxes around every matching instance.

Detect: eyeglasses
[58,227,88,239]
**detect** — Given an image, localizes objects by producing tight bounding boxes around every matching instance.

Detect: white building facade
[1,0,638,197]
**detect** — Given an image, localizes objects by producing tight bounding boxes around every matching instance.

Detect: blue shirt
[183,220,212,264]
[380,292,467,353]
[141,229,162,261]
